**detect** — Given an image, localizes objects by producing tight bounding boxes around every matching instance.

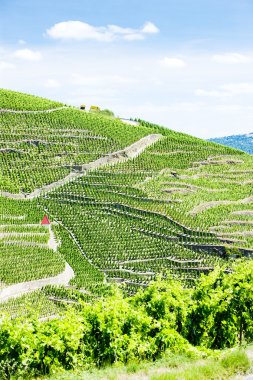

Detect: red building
[41,215,50,225]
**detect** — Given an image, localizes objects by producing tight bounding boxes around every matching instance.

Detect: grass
[40,348,251,380]
[151,350,250,380]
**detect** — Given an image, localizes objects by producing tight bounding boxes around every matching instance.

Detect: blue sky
[1,0,253,137]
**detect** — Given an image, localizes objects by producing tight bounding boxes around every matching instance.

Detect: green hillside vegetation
[0,109,151,193]
[0,198,65,286]
[1,263,253,379]
[0,89,253,304]
[0,89,253,378]
[0,88,65,111]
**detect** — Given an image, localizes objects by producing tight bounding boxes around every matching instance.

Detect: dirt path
[103,268,155,275]
[0,232,46,238]
[0,224,57,246]
[218,231,253,237]
[0,223,42,228]
[189,196,253,216]
[0,134,163,301]
[0,134,163,200]
[118,257,203,264]
[0,263,74,302]
[161,181,228,193]
[48,225,59,251]
[232,211,253,216]
[0,225,73,302]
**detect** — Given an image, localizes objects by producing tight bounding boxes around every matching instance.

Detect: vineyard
[0,89,253,315]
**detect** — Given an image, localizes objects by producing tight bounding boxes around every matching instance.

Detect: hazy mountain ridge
[209,132,253,154]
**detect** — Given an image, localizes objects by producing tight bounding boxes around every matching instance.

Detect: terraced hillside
[0,89,253,314]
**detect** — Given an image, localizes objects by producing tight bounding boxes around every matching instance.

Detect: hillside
[0,89,253,315]
[209,132,253,154]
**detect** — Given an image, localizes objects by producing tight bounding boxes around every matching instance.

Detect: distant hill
[209,133,253,154]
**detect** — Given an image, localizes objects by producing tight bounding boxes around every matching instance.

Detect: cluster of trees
[1,260,253,379]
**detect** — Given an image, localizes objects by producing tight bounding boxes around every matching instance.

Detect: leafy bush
[1,265,253,378]
[186,261,253,348]
[0,279,192,378]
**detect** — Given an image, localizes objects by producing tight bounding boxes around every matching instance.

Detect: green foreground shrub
[0,261,253,379]
[186,261,253,348]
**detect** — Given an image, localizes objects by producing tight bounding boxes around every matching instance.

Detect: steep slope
[209,132,253,154]
[0,89,253,314]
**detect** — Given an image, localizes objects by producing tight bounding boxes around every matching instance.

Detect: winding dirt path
[48,225,59,251]
[0,134,163,200]
[189,196,253,216]
[0,225,74,302]
[232,210,253,216]
[0,263,74,302]
[0,133,163,302]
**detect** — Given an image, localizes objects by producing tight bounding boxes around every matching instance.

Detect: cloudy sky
[1,0,253,138]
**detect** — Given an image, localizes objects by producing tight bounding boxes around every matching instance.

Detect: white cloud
[3,43,253,139]
[71,73,138,87]
[195,82,253,98]
[160,57,187,69]
[141,21,159,34]
[123,33,145,41]
[46,20,159,42]
[0,61,15,70]
[195,89,228,97]
[13,48,42,61]
[212,53,251,64]
[47,21,111,42]
[222,83,253,95]
[43,79,60,88]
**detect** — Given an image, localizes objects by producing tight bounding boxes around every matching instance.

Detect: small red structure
[41,215,50,225]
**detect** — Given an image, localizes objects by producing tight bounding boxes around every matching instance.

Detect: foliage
[0,309,86,379]
[40,349,250,379]
[1,266,253,378]
[0,199,65,285]
[100,109,115,117]
[1,89,253,314]
[131,276,188,334]
[1,88,253,379]
[0,107,150,193]
[186,261,253,348]
[0,278,191,378]
[0,88,64,111]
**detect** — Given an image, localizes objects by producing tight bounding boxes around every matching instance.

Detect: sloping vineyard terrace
[0,89,253,314]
